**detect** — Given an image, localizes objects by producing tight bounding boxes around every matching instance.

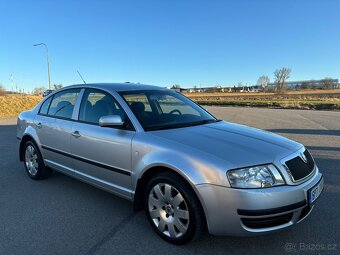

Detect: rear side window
[48,89,80,119]
[79,89,126,125]
[39,97,52,115]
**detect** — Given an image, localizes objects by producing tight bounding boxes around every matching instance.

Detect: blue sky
[1,0,339,91]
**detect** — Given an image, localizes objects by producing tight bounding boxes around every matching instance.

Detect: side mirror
[99,115,124,127]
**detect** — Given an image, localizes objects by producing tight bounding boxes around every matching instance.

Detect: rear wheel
[23,141,51,180]
[145,172,203,244]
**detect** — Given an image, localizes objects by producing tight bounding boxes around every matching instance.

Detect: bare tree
[320,77,335,90]
[32,86,47,95]
[0,84,6,96]
[171,84,181,89]
[308,80,317,89]
[300,82,309,90]
[53,84,63,90]
[274,67,291,91]
[257,75,270,91]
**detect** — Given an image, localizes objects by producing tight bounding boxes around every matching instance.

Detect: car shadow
[267,128,340,136]
[2,122,339,254]
[307,146,340,152]
[116,155,340,254]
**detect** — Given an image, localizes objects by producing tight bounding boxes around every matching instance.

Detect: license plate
[308,178,324,205]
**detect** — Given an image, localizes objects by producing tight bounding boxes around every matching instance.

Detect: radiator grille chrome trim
[280,147,316,184]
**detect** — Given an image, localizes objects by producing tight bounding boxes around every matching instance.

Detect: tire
[145,172,204,244]
[23,141,52,180]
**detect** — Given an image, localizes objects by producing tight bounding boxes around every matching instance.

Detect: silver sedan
[17,83,323,244]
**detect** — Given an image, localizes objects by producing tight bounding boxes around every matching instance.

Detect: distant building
[188,88,200,93]
[169,87,180,92]
[181,78,339,94]
[266,79,339,90]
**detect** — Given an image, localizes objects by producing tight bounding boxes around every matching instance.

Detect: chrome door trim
[44,159,133,200]
[72,168,133,200]
[41,145,131,176]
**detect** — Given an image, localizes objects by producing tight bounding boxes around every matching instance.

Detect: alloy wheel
[148,183,190,239]
[25,145,39,176]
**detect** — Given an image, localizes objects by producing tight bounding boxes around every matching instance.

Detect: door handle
[71,131,81,138]
[36,122,42,129]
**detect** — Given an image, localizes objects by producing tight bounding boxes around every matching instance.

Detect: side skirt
[45,159,134,201]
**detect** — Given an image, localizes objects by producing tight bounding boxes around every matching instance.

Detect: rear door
[34,88,81,173]
[70,88,135,199]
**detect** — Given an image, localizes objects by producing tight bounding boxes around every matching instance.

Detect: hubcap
[25,145,38,176]
[148,183,190,238]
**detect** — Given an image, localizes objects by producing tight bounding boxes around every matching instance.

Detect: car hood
[150,121,302,168]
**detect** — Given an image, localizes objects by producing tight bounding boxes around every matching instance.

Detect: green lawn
[193,99,340,110]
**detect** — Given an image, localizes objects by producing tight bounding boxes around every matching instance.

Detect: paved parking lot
[1,106,339,255]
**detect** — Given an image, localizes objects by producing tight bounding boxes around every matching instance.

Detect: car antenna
[77,70,87,84]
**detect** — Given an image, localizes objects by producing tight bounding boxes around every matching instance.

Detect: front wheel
[145,172,204,244]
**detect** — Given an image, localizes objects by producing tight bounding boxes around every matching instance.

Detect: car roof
[64,83,167,92]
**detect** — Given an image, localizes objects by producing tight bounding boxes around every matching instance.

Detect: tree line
[0,83,63,96]
[170,67,338,92]
[0,84,5,96]
[257,67,337,91]
[31,84,63,95]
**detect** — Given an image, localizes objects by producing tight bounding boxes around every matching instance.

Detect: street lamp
[33,43,51,90]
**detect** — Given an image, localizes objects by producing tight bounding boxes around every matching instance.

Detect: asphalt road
[1,107,339,255]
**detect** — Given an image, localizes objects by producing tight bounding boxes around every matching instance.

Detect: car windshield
[119,90,218,131]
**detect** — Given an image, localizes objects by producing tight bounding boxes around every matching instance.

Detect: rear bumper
[195,168,323,236]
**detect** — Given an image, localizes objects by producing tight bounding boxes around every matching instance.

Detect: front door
[70,88,135,199]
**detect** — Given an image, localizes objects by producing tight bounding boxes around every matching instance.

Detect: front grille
[285,149,315,181]
[241,213,293,229]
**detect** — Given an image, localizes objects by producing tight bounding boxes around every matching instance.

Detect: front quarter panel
[131,132,233,190]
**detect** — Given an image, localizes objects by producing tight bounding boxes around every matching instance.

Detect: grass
[0,95,42,119]
[185,89,340,98]
[186,89,340,110]
[192,99,340,110]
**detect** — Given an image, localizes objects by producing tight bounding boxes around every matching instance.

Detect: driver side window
[78,89,128,127]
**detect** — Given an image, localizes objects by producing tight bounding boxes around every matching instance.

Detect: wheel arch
[19,134,37,161]
[133,165,208,230]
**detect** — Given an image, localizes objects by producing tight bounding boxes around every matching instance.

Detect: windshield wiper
[147,119,221,131]
[201,119,221,124]
[147,123,194,131]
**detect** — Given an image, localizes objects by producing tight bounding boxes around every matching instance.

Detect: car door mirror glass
[99,115,124,127]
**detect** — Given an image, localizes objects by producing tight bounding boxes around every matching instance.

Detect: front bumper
[196,168,323,236]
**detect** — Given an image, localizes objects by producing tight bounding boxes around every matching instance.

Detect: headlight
[226,164,285,188]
